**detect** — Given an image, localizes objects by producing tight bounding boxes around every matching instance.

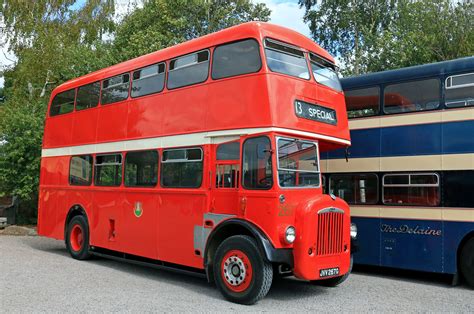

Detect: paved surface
[1,236,473,312]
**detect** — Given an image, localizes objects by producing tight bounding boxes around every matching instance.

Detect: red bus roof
[55,22,334,94]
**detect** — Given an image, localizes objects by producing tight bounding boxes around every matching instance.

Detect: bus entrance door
[211,140,241,216]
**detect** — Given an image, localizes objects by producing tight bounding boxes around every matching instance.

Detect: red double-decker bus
[38,22,353,304]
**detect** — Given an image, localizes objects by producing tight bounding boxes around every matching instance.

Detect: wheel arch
[457,230,474,270]
[203,218,293,281]
[64,204,89,242]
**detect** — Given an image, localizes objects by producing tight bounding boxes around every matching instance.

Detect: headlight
[350,223,358,239]
[285,226,296,244]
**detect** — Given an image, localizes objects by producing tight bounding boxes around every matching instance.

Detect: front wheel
[460,238,474,288]
[213,235,273,305]
[311,255,353,287]
[66,215,91,260]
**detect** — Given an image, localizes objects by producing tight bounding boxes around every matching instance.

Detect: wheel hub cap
[223,256,246,286]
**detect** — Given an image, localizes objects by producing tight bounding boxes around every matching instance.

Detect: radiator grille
[316,208,344,256]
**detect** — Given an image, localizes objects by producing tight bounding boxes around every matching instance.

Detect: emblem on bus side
[134,202,143,218]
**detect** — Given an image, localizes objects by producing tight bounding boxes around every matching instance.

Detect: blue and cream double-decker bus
[321,57,474,287]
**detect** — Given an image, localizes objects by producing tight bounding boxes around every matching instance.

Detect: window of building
[95,154,122,186]
[216,142,240,189]
[101,73,130,105]
[309,53,342,92]
[242,137,273,189]
[161,148,203,188]
[383,173,440,206]
[212,39,262,79]
[445,72,474,108]
[125,150,158,187]
[264,38,309,80]
[329,174,378,204]
[345,87,380,118]
[384,79,440,114]
[69,155,93,186]
[131,63,166,98]
[167,50,209,89]
[50,89,75,116]
[277,138,320,188]
[76,82,100,111]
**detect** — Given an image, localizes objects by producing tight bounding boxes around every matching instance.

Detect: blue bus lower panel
[352,216,474,274]
[324,120,474,159]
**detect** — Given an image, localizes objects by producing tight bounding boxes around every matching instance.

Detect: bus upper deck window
[50,89,75,117]
[264,38,309,80]
[167,50,210,89]
[383,78,440,114]
[345,87,380,119]
[132,63,166,98]
[76,82,100,111]
[212,39,262,80]
[101,74,130,105]
[445,72,474,108]
[309,53,342,92]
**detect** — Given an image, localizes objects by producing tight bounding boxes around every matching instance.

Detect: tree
[0,1,116,211]
[0,0,271,221]
[299,0,474,75]
[113,0,271,62]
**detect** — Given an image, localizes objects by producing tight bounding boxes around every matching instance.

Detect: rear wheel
[66,215,91,260]
[213,235,273,305]
[311,255,353,287]
[460,238,474,288]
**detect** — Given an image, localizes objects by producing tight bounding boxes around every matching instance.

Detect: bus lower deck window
[125,150,158,187]
[95,154,123,186]
[69,155,93,186]
[161,148,203,188]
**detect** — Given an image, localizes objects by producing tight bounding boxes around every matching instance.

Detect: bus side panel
[90,190,124,252]
[206,75,272,132]
[327,128,380,159]
[121,191,158,260]
[443,220,474,274]
[126,93,163,140]
[162,85,208,136]
[96,101,129,143]
[38,156,70,240]
[381,123,441,157]
[380,218,443,273]
[352,217,381,266]
[43,115,73,148]
[157,190,208,269]
[71,107,99,146]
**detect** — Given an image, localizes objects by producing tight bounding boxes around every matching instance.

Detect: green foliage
[113,0,271,61]
[300,0,474,75]
[0,0,117,205]
[0,99,46,199]
[0,0,271,218]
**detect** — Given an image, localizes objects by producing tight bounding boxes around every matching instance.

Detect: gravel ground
[1,236,473,313]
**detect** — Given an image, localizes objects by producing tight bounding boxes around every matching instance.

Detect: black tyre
[66,215,91,260]
[460,237,474,288]
[311,255,353,287]
[213,235,273,305]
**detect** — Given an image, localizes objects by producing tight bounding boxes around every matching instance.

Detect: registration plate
[319,267,340,278]
[294,100,337,125]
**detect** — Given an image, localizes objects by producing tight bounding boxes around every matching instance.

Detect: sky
[0,0,309,88]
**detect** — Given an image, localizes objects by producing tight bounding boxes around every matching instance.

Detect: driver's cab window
[242,137,273,189]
